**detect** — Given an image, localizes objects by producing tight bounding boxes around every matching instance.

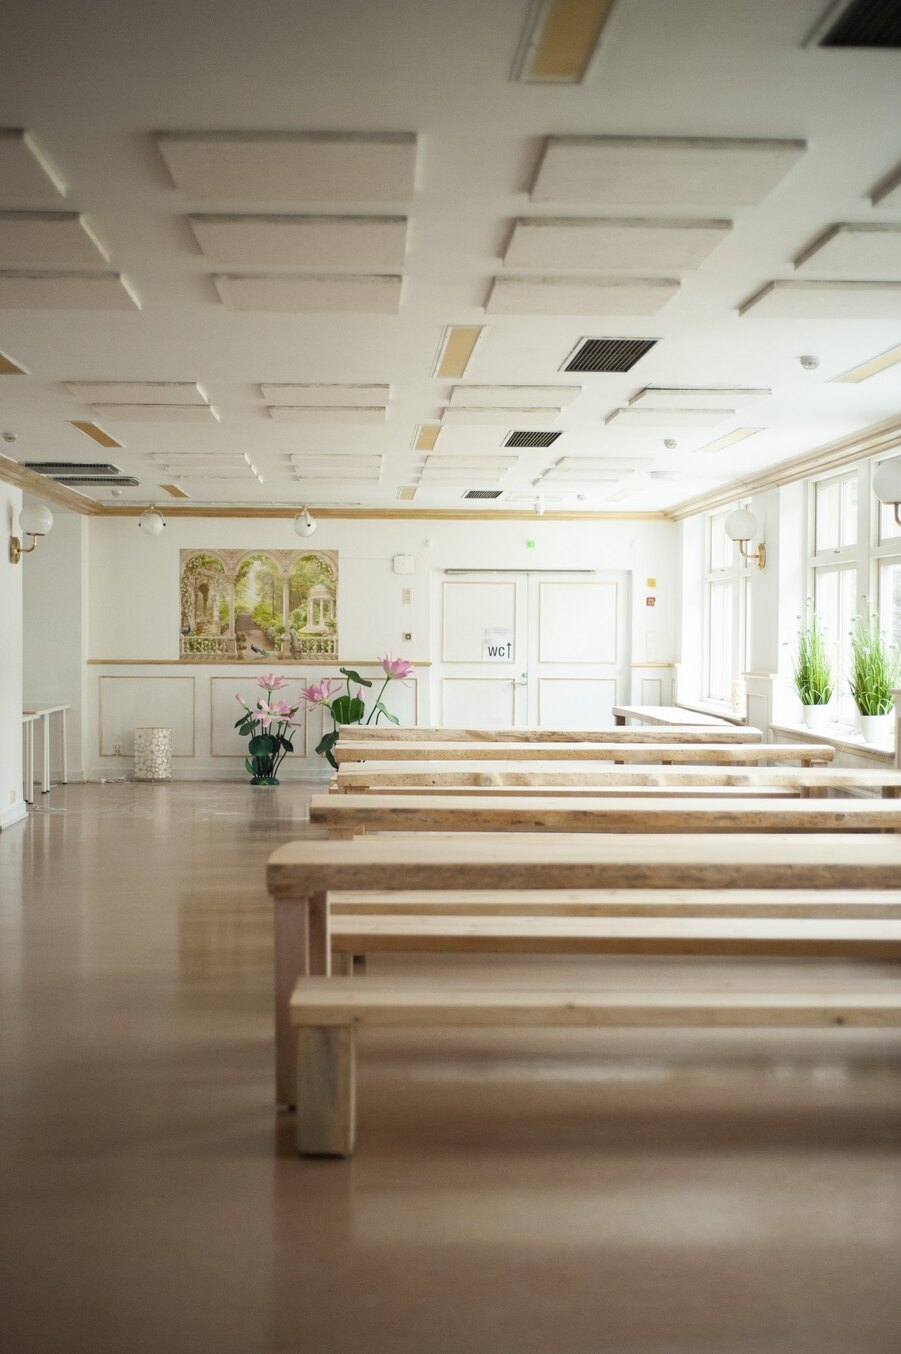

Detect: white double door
[432,571,630,728]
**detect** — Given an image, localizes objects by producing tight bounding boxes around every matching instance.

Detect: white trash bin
[134,727,172,781]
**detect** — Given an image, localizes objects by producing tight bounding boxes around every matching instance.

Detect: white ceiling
[0,0,900,512]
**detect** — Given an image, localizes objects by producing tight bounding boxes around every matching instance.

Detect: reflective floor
[1,782,901,1354]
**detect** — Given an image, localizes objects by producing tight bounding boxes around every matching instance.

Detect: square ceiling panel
[0,212,106,265]
[740,280,901,318]
[503,217,731,272]
[629,386,770,409]
[0,271,139,309]
[487,276,679,315]
[189,214,408,267]
[447,384,581,408]
[0,129,65,202]
[260,383,390,405]
[92,404,220,422]
[606,407,732,427]
[213,273,402,312]
[531,136,806,207]
[68,381,207,404]
[268,406,387,423]
[795,224,901,276]
[157,131,417,201]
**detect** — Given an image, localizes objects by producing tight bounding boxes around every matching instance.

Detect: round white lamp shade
[873,457,901,505]
[724,507,758,542]
[138,507,167,536]
[294,508,317,538]
[20,503,54,537]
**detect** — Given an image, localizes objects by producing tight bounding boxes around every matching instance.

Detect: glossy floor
[2,782,901,1354]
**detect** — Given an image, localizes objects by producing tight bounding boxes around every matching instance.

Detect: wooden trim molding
[87,658,432,667]
[98,506,667,522]
[0,456,103,513]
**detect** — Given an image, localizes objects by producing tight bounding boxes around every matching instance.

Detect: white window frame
[703,503,751,707]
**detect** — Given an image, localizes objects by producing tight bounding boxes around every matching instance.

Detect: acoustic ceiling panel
[91,404,220,422]
[157,131,417,201]
[189,214,408,267]
[487,276,679,315]
[794,224,901,276]
[606,407,732,428]
[294,456,382,479]
[213,273,402,312]
[260,383,390,405]
[440,407,561,425]
[740,280,901,318]
[531,136,806,207]
[447,384,581,408]
[0,271,139,309]
[553,456,654,470]
[68,381,207,404]
[0,129,65,202]
[268,406,387,423]
[628,386,771,409]
[503,217,731,271]
[870,162,901,208]
[0,212,106,265]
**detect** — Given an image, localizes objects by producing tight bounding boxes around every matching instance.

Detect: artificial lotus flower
[379,654,414,680]
[301,677,335,707]
[256,672,289,692]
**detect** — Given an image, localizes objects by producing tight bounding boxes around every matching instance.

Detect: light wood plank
[335,763,901,791]
[333,742,834,766]
[338,724,763,744]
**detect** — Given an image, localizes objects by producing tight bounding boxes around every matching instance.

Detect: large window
[704,506,749,705]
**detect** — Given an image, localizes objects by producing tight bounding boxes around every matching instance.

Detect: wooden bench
[333,741,835,767]
[338,723,762,743]
[266,831,901,1104]
[612,704,740,727]
[311,792,901,839]
[333,762,901,797]
[290,978,901,1155]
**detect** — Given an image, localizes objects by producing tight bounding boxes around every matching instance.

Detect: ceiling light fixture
[724,507,766,570]
[138,505,167,536]
[513,0,617,82]
[9,502,53,563]
[294,507,317,538]
[833,344,901,384]
[873,457,901,526]
[433,326,484,379]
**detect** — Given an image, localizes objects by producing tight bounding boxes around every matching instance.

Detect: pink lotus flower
[256,673,289,692]
[380,654,414,680]
[301,678,335,707]
[235,692,248,709]
[269,697,299,719]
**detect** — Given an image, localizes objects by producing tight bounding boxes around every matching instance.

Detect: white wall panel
[538,581,618,663]
[442,678,515,727]
[538,677,617,727]
[442,581,517,662]
[99,676,195,756]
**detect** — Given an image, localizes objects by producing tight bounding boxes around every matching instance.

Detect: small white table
[22,704,70,797]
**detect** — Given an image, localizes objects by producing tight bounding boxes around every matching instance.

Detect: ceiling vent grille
[463,489,503,499]
[23,461,122,475]
[562,337,657,373]
[55,475,140,486]
[504,430,562,447]
[819,0,901,46]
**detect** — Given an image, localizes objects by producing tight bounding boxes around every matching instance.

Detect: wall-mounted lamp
[294,507,317,538]
[873,457,901,526]
[9,503,53,563]
[724,507,766,570]
[138,506,167,536]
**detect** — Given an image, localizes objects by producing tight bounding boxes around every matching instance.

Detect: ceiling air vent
[463,489,503,499]
[819,0,901,47]
[504,430,562,448]
[55,475,140,486]
[563,337,657,373]
[23,461,122,475]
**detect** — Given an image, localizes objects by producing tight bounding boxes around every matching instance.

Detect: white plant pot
[858,713,894,745]
[801,704,830,731]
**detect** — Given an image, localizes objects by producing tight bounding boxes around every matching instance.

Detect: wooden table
[22,703,69,795]
[333,741,834,767]
[266,830,901,1104]
[338,723,762,744]
[612,704,734,727]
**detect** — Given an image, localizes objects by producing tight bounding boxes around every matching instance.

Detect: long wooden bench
[290,978,901,1155]
[612,703,741,727]
[337,723,763,743]
[266,831,901,1104]
[333,741,835,766]
[311,792,901,838]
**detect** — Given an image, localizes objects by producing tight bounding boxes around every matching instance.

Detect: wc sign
[482,627,514,661]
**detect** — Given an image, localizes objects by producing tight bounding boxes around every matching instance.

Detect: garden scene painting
[179,548,338,660]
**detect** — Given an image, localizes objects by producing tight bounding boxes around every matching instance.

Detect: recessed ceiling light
[512,0,617,83]
[832,344,901,384]
[0,347,28,375]
[413,425,441,450]
[433,326,484,378]
[69,420,123,448]
[695,428,764,453]
[159,483,190,498]
[397,486,417,501]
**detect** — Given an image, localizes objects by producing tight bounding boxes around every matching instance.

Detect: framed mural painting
[179,549,338,659]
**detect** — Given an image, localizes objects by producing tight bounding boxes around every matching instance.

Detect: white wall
[81,514,678,779]
[0,483,25,828]
[23,508,88,779]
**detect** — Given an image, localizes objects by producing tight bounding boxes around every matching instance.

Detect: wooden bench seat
[333,741,835,766]
[290,977,901,1155]
[311,792,901,837]
[337,723,763,743]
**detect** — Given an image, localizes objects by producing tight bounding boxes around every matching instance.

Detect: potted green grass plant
[849,608,901,744]
[792,612,834,730]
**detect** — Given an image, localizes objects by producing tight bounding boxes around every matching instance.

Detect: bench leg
[332,949,353,977]
[274,895,310,1108]
[328,826,358,840]
[297,1026,356,1157]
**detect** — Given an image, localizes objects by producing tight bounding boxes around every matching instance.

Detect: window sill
[770,723,895,763]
